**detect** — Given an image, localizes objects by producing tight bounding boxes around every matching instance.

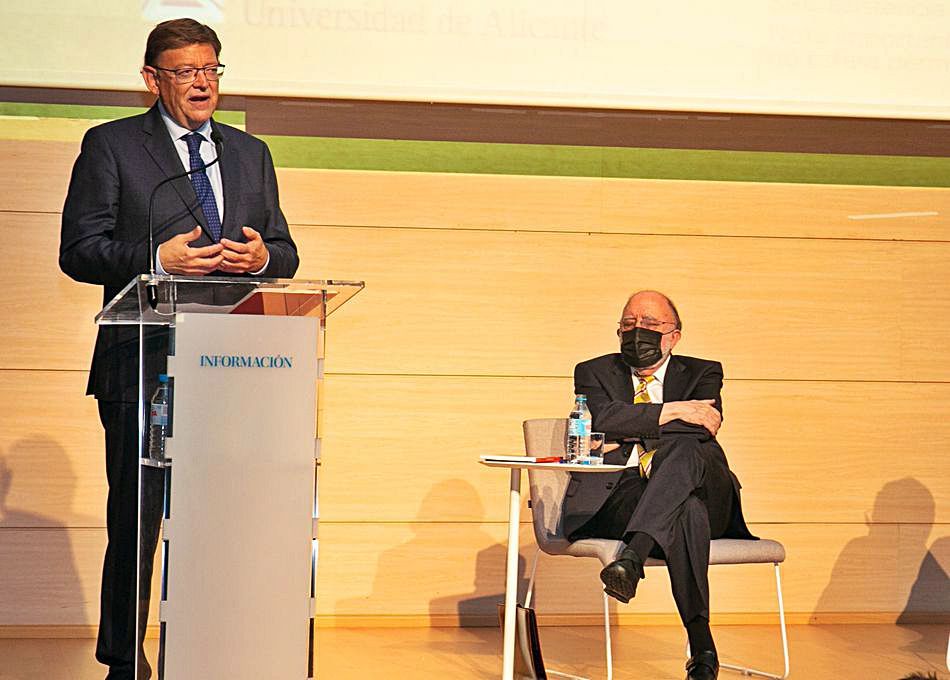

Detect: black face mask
[620,327,665,369]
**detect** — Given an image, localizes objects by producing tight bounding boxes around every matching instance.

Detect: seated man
[561,290,755,680]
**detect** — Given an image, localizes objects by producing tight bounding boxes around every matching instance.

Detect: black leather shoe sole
[602,585,631,604]
[599,560,638,603]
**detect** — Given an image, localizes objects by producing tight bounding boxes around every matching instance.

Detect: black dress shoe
[599,547,644,603]
[685,650,719,680]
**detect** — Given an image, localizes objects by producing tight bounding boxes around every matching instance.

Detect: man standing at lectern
[562,291,755,680]
[60,19,298,679]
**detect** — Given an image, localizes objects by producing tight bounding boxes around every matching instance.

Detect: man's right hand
[158,226,224,275]
[659,399,722,436]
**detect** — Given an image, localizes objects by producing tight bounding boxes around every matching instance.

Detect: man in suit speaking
[60,18,298,679]
[562,291,755,680]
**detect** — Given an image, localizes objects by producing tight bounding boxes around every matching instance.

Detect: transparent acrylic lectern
[96,274,363,680]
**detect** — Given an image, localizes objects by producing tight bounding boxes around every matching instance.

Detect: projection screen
[1,0,948,119]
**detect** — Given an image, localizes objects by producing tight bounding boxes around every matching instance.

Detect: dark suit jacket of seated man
[561,290,755,680]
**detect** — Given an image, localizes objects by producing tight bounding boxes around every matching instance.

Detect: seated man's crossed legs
[570,437,735,680]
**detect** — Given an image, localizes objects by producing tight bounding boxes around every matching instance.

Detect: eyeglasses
[151,64,225,84]
[617,316,678,333]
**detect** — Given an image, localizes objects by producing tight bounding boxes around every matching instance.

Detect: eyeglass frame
[147,64,226,84]
[616,316,680,335]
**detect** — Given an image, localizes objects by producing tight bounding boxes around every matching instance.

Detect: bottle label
[568,418,591,437]
[150,403,168,427]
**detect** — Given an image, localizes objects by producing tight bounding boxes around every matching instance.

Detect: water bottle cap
[576,394,587,401]
[158,374,169,383]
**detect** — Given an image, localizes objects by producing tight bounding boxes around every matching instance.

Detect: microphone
[147,129,225,308]
[211,127,224,162]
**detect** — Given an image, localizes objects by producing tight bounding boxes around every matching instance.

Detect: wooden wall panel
[718,380,950,524]
[0,139,79,213]
[0,519,941,626]
[0,528,103,625]
[0,212,100,371]
[0,371,105,527]
[901,245,950,379]
[318,374,568,523]
[278,169,950,241]
[319,374,950,524]
[4,369,947,527]
[296,225,950,381]
[314,522,944,618]
[0,528,161,626]
[3,139,949,242]
[597,180,950,242]
[13,210,950,382]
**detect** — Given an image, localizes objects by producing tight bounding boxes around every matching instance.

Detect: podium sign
[97,275,363,679]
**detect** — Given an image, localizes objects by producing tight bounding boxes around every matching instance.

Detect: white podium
[97,275,363,679]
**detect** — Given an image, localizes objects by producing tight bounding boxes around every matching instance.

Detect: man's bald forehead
[622,290,682,329]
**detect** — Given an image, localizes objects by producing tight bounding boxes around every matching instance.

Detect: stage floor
[0,623,946,679]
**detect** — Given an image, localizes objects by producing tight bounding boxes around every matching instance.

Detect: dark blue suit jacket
[60,104,299,401]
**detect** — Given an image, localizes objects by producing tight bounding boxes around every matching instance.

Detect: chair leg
[603,591,613,680]
[545,570,612,680]
[718,562,790,680]
[775,562,790,679]
[523,551,592,680]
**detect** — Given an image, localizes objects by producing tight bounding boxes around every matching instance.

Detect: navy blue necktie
[184,133,222,241]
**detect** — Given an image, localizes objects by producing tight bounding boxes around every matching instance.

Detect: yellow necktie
[634,375,657,478]
[633,374,655,404]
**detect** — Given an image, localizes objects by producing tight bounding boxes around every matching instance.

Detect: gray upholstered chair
[522,418,789,680]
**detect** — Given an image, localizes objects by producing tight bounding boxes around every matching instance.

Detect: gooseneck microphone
[146,128,225,308]
[211,127,224,164]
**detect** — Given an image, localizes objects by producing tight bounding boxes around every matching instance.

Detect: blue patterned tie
[184,133,221,241]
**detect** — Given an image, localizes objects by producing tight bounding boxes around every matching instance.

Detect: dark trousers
[576,436,735,625]
[96,401,164,680]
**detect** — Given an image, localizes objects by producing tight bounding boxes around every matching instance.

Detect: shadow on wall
[0,436,89,626]
[434,472,585,628]
[898,533,949,658]
[427,478,532,629]
[336,480,526,638]
[900,534,950,622]
[431,542,528,629]
[815,478,944,629]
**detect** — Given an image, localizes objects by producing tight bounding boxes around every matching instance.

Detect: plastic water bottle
[566,394,592,462]
[147,374,170,467]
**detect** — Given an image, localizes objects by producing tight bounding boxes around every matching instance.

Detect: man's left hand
[219,226,269,274]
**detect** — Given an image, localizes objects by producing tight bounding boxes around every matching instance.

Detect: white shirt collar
[632,354,672,385]
[157,100,213,143]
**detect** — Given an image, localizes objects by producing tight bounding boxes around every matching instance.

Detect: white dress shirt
[158,100,224,220]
